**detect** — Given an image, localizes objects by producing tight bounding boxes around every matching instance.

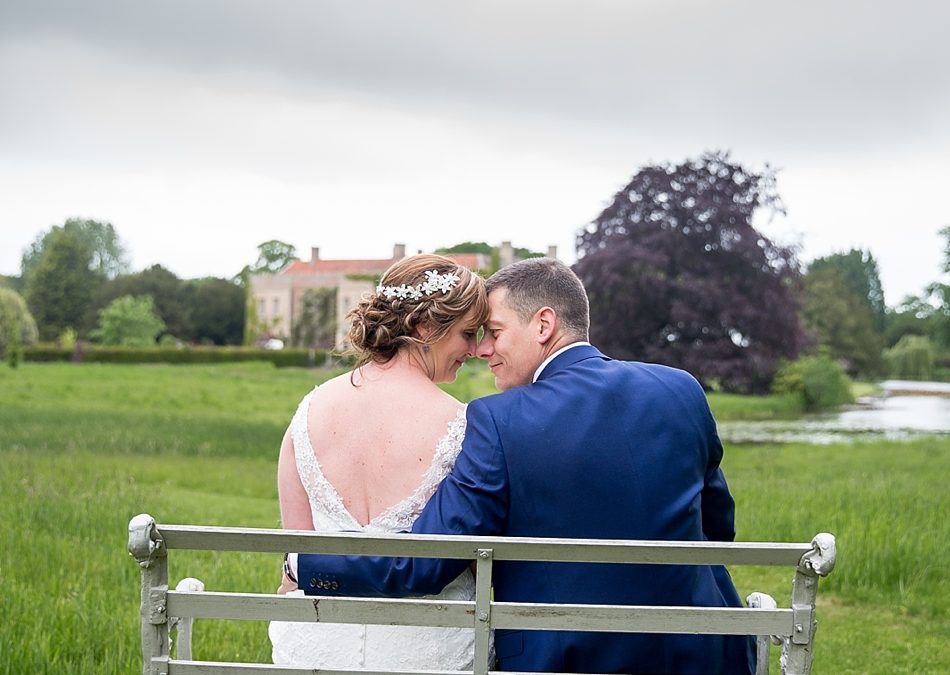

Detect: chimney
[547,245,558,259]
[311,247,320,262]
[499,241,515,268]
[393,243,406,260]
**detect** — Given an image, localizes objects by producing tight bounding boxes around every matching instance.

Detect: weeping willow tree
[884,335,935,380]
[0,287,39,368]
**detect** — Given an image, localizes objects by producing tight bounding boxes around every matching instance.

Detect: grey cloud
[1,0,948,157]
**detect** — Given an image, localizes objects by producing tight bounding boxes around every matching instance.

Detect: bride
[268,253,489,669]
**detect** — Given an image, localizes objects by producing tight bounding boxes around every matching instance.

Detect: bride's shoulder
[432,391,466,427]
[303,370,360,404]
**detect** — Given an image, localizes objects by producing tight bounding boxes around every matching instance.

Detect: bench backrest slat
[493,603,794,636]
[158,524,812,566]
[168,590,795,637]
[167,591,475,626]
[169,661,466,675]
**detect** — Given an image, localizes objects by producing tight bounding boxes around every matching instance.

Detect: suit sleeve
[696,389,736,542]
[700,419,737,542]
[296,398,510,597]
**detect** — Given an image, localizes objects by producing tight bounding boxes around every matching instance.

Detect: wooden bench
[128,514,836,675]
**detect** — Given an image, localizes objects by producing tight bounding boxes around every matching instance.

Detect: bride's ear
[414,322,434,342]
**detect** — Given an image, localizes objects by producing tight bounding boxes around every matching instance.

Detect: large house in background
[250,242,556,348]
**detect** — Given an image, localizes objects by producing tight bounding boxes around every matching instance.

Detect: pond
[718,380,950,445]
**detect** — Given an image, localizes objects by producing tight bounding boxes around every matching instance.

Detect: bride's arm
[277,429,313,593]
[278,428,314,530]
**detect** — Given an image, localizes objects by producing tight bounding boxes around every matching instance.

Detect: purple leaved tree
[573,151,805,394]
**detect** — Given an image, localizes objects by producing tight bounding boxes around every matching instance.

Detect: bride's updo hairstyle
[346,253,488,369]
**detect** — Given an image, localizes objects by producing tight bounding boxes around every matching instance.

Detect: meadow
[0,362,947,673]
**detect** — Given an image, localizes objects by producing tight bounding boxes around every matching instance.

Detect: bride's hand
[277,570,298,595]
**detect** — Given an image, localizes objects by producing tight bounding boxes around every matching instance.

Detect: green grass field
[1,362,948,673]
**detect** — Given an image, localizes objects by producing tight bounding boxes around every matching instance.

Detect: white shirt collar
[532,341,591,383]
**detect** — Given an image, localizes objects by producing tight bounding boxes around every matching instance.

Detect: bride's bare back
[278,355,465,529]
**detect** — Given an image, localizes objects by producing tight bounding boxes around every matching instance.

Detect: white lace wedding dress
[269,388,479,669]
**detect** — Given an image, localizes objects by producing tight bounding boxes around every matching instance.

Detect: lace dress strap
[370,408,467,532]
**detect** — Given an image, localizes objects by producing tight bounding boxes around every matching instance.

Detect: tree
[930,282,950,350]
[808,249,886,333]
[0,274,22,292]
[0,287,39,367]
[93,265,190,339]
[292,287,337,349]
[929,225,950,349]
[182,278,245,345]
[435,241,497,273]
[236,240,297,345]
[252,240,298,275]
[436,241,545,275]
[21,218,129,285]
[24,227,103,340]
[801,267,884,376]
[884,294,935,347]
[573,151,804,394]
[884,335,935,380]
[883,227,950,351]
[92,295,166,347]
[436,241,494,255]
[235,240,298,288]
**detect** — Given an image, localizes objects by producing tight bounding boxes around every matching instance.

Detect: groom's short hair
[486,257,590,340]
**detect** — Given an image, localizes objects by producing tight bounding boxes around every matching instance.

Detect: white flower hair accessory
[376,269,461,301]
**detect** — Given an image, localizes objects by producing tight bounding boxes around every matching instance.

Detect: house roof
[283,259,395,274]
[445,253,488,270]
[282,253,489,276]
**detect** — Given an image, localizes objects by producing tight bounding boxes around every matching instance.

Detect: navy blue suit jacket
[298,345,755,674]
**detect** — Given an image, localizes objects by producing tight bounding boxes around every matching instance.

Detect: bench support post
[173,577,205,660]
[474,548,494,675]
[129,514,170,675]
[747,592,779,675]
[784,533,836,675]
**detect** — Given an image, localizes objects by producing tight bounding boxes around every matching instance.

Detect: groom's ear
[536,307,558,344]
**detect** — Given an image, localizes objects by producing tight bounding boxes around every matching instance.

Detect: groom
[294,258,755,674]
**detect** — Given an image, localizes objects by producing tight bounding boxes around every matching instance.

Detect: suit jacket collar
[535,343,607,382]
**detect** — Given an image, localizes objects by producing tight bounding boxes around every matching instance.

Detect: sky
[1,1,947,305]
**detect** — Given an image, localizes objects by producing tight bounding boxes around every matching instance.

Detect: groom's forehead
[487,288,516,313]
[486,308,526,331]
[486,300,514,323]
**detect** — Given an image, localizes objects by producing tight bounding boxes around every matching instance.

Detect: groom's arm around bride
[294,258,756,675]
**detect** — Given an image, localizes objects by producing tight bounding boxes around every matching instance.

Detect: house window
[258,299,265,316]
[273,298,280,315]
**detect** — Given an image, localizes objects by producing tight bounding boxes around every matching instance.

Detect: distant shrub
[58,328,78,350]
[772,354,854,411]
[23,345,337,368]
[884,335,935,380]
[22,344,71,361]
[91,295,165,347]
